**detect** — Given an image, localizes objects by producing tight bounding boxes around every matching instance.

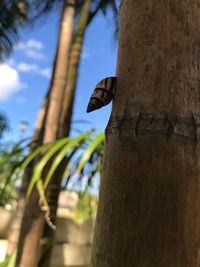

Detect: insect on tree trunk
[16,1,76,266]
[92,1,200,266]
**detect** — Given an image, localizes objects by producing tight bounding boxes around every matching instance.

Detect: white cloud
[25,40,43,50]
[38,68,52,79]
[16,62,38,72]
[0,64,23,101]
[15,39,43,50]
[15,39,46,61]
[26,50,46,61]
[16,62,51,79]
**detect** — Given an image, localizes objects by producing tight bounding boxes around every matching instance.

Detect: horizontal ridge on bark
[106,112,200,143]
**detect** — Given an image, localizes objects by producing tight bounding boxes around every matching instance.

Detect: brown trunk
[16,1,75,266]
[32,89,51,143]
[58,0,91,137]
[38,2,91,266]
[43,0,75,143]
[6,198,25,256]
[92,1,200,267]
[38,161,67,267]
[7,89,50,256]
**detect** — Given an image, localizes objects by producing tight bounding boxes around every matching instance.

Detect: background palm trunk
[43,0,75,143]
[16,1,76,266]
[92,1,200,266]
[7,89,50,256]
[39,1,91,266]
[58,0,91,137]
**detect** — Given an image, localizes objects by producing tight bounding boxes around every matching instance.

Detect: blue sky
[0,6,118,141]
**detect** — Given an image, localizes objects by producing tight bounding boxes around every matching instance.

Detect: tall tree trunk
[7,89,50,256]
[31,89,51,144]
[92,1,200,266]
[39,1,91,266]
[43,0,75,143]
[58,0,91,138]
[38,162,67,267]
[16,1,76,266]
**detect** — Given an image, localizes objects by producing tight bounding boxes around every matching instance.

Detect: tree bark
[31,89,51,144]
[6,89,50,256]
[38,2,91,266]
[38,161,67,267]
[92,1,200,266]
[43,0,75,143]
[16,1,76,266]
[58,0,91,138]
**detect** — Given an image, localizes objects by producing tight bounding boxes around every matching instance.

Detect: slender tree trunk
[58,0,91,138]
[6,198,25,256]
[16,1,76,266]
[92,1,200,266]
[43,0,75,143]
[32,89,51,144]
[38,161,67,267]
[38,2,91,266]
[7,89,50,256]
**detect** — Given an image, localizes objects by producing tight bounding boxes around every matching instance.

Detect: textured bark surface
[39,2,91,265]
[6,198,25,256]
[7,90,50,256]
[43,0,75,143]
[38,162,66,267]
[16,1,76,266]
[58,0,91,138]
[16,187,44,267]
[32,89,51,143]
[92,1,200,266]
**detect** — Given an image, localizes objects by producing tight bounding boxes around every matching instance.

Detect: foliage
[72,191,98,223]
[0,0,119,61]
[0,252,16,267]
[0,0,29,61]
[26,130,104,214]
[0,130,104,210]
[0,113,9,139]
[0,139,28,206]
[88,0,119,36]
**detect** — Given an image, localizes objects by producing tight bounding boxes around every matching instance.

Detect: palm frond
[0,0,29,61]
[0,113,9,138]
[88,0,119,38]
[0,251,16,267]
[0,130,104,227]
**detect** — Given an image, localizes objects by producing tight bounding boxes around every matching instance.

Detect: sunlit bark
[39,2,91,266]
[58,0,91,138]
[92,1,200,266]
[16,1,76,266]
[7,89,50,256]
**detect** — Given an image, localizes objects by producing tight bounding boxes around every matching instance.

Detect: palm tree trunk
[38,2,91,266]
[32,89,51,143]
[92,1,200,266]
[16,1,76,266]
[38,161,67,267]
[43,0,75,143]
[7,89,50,256]
[58,0,91,138]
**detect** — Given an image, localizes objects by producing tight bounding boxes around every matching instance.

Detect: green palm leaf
[0,251,16,267]
[74,132,104,177]
[43,132,92,189]
[26,137,69,198]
